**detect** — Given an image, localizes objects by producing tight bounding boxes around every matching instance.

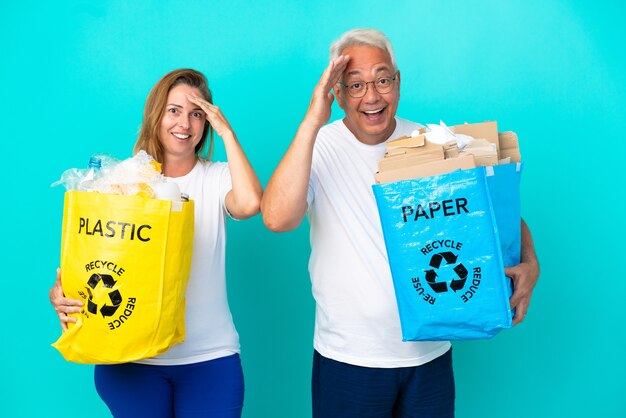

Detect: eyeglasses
[338,72,398,98]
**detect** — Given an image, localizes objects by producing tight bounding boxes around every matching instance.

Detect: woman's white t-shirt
[138,159,240,366]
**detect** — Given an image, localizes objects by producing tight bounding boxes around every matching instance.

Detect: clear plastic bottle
[86,156,102,178]
[80,156,102,191]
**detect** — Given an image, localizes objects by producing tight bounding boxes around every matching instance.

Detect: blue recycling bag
[372,163,522,341]
[485,163,522,268]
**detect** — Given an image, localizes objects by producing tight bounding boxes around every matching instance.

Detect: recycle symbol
[424,252,468,293]
[84,273,123,318]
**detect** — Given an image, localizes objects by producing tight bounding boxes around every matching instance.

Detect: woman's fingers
[186,94,234,138]
[50,267,83,330]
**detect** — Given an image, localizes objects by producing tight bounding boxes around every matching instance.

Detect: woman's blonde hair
[133,69,214,163]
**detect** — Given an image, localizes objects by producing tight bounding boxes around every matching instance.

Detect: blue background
[2,1,624,417]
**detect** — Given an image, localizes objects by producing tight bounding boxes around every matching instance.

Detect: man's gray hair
[329,28,397,70]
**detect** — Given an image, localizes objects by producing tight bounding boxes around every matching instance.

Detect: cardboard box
[375,154,476,184]
[451,121,499,159]
[386,146,440,157]
[459,138,498,167]
[375,121,520,184]
[498,131,521,163]
[378,152,444,171]
[443,142,460,159]
[379,141,444,171]
[385,134,427,156]
[471,154,499,166]
[386,134,426,148]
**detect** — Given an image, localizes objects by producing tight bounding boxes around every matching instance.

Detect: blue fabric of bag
[485,163,522,268]
[372,164,522,341]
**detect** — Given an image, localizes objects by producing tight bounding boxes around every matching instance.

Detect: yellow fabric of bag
[52,190,194,364]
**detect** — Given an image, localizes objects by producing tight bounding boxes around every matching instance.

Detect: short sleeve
[307,164,317,210]
[216,162,234,219]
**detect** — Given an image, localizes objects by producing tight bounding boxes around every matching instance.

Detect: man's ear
[333,84,345,110]
[396,70,401,97]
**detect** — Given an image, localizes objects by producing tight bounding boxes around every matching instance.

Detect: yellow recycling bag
[52,190,194,364]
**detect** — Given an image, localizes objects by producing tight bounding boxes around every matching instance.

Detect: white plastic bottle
[153,181,184,211]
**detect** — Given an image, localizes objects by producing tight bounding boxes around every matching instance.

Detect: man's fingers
[504,266,516,278]
[314,56,348,105]
[318,60,334,85]
[512,301,528,325]
[328,56,350,87]
[319,55,350,90]
[509,280,528,310]
[506,265,528,324]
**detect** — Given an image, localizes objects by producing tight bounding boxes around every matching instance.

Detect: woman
[49,68,262,417]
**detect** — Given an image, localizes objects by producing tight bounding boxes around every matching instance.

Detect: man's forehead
[345,65,393,78]
[341,45,394,77]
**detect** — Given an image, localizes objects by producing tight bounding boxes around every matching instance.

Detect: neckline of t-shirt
[165,158,203,182]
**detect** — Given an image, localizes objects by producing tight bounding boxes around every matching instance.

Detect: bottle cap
[88,156,102,169]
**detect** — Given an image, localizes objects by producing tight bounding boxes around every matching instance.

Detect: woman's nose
[178,116,190,129]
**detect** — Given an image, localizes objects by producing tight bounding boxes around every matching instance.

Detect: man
[262,28,539,418]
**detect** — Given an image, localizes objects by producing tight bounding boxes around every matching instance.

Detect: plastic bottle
[153,181,185,211]
[86,156,102,178]
[153,181,182,202]
[80,156,102,191]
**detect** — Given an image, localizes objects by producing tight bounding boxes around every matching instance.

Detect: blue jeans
[94,353,244,418]
[312,349,455,418]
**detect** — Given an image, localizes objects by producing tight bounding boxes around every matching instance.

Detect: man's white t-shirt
[139,159,240,366]
[307,117,451,368]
